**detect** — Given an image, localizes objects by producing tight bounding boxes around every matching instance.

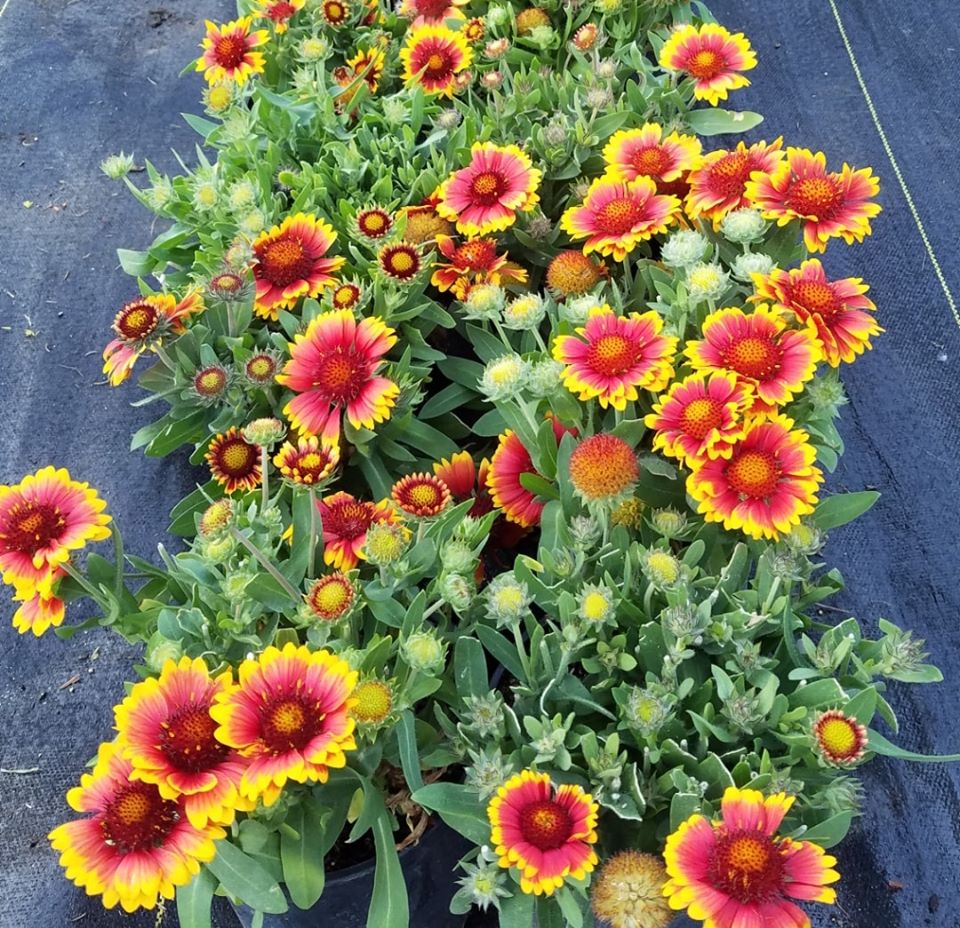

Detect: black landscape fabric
[0,1,957,927]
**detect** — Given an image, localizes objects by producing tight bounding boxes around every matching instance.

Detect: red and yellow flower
[434,451,494,517]
[103,291,204,386]
[251,213,345,320]
[560,176,680,261]
[114,657,252,828]
[431,235,528,299]
[659,23,756,106]
[331,281,363,311]
[211,644,357,805]
[751,259,882,366]
[12,574,66,637]
[685,306,821,408]
[437,143,542,236]
[197,17,268,85]
[0,467,110,599]
[277,309,398,447]
[602,124,702,184]
[49,741,223,912]
[646,372,754,465]
[257,0,305,32]
[664,787,840,928]
[685,138,784,222]
[378,242,423,282]
[273,436,340,485]
[400,0,469,25]
[813,709,869,766]
[686,414,823,540]
[391,473,452,517]
[488,770,599,896]
[306,572,356,621]
[745,148,881,253]
[317,491,400,569]
[356,207,393,239]
[319,0,350,26]
[400,24,473,97]
[554,306,678,409]
[206,427,262,494]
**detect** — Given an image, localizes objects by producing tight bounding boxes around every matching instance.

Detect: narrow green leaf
[411,783,490,845]
[499,888,535,928]
[368,805,409,928]
[280,805,326,910]
[812,491,880,530]
[397,710,424,793]
[207,840,288,915]
[867,730,960,763]
[176,868,216,928]
[685,108,764,136]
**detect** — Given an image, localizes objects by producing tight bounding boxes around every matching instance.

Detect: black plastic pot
[231,819,472,928]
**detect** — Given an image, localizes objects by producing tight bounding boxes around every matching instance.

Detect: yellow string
[827,0,960,331]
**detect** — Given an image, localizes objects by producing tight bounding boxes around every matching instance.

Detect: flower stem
[230,527,300,604]
[260,447,269,513]
[307,488,318,580]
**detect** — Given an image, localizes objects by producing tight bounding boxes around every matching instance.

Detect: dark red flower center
[327,500,376,540]
[787,176,845,219]
[519,799,573,851]
[679,397,724,439]
[470,170,507,205]
[160,704,230,773]
[257,235,313,288]
[214,35,248,70]
[793,280,841,318]
[215,437,258,477]
[587,333,642,376]
[1,501,66,555]
[101,783,180,854]
[631,146,669,177]
[708,829,785,903]
[312,348,370,402]
[707,152,752,199]
[358,210,392,238]
[261,696,324,753]
[721,335,781,379]
[595,196,646,235]
[726,449,780,499]
[686,48,724,80]
[115,301,161,341]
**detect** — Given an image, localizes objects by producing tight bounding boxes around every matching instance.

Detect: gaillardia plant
[5,1,956,927]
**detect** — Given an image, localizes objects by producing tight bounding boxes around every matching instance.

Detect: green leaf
[411,783,489,845]
[397,710,424,794]
[799,811,854,848]
[476,625,525,683]
[670,792,703,832]
[419,382,475,419]
[176,868,216,928]
[843,687,877,725]
[866,730,960,763]
[207,840,288,914]
[685,108,764,136]
[454,636,488,699]
[368,804,409,928]
[812,491,880,531]
[281,805,327,910]
[499,889,535,928]
[117,248,154,276]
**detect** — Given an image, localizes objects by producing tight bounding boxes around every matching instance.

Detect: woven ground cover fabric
[0,1,957,926]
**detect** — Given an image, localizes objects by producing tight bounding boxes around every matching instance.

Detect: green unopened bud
[462,692,506,740]
[731,251,775,282]
[402,629,448,675]
[441,540,477,574]
[484,573,532,626]
[641,548,684,590]
[100,152,136,179]
[440,572,475,613]
[199,499,235,539]
[686,262,730,303]
[569,514,600,548]
[201,533,236,564]
[720,208,767,244]
[502,294,546,331]
[650,507,687,538]
[478,354,529,401]
[144,634,183,673]
[364,521,412,566]
[625,687,671,737]
[661,229,708,269]
[243,417,286,447]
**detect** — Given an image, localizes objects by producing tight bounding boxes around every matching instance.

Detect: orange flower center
[595,196,645,235]
[214,35,248,70]
[262,696,321,752]
[630,146,669,177]
[520,799,573,851]
[722,335,781,379]
[787,176,844,219]
[708,829,785,903]
[115,301,161,341]
[679,397,724,439]
[457,239,498,270]
[547,251,603,295]
[470,170,506,204]
[2,501,66,555]
[569,434,638,500]
[587,332,641,376]
[102,783,180,854]
[218,438,257,476]
[793,279,841,317]
[726,449,780,498]
[258,235,312,287]
[313,349,368,402]
[686,48,724,80]
[308,574,354,619]
[707,152,751,199]
[160,704,230,773]
[427,52,446,71]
